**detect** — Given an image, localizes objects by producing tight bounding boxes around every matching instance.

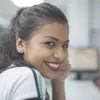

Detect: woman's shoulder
[1,65,32,77]
[0,64,44,81]
[0,64,46,99]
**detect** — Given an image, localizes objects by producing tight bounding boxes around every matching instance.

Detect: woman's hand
[53,61,71,82]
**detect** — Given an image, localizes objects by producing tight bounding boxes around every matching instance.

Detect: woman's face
[23,22,69,79]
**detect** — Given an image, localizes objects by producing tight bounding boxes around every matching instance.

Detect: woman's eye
[45,41,56,47]
[63,44,68,48]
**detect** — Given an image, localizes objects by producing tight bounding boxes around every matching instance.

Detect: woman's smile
[44,61,60,71]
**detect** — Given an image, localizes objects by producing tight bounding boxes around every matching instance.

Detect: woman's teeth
[46,62,59,71]
[48,63,59,68]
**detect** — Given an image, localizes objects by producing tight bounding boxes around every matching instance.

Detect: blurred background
[0,0,100,100]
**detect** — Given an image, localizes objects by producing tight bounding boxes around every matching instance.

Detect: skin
[16,22,70,100]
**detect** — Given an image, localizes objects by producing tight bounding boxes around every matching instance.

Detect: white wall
[92,0,100,29]
[0,0,18,19]
[0,0,18,27]
[67,0,90,47]
[89,0,100,48]
[0,17,8,27]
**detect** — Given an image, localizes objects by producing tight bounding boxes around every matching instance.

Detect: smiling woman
[0,2,70,100]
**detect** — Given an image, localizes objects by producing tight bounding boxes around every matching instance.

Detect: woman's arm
[52,80,66,100]
[51,63,70,100]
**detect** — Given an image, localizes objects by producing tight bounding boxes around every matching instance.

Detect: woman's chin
[40,66,60,79]
[42,73,58,80]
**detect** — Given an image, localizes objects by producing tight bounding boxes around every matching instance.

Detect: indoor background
[0,0,100,100]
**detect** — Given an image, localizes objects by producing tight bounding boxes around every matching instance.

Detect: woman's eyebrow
[44,36,69,43]
[44,36,59,41]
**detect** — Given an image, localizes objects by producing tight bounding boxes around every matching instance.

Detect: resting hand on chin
[52,62,71,82]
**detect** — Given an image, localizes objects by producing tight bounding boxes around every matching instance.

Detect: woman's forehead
[29,23,69,44]
[31,22,69,38]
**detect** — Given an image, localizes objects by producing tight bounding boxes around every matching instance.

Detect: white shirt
[0,65,47,100]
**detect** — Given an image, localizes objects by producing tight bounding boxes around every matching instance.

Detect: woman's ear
[16,35,26,54]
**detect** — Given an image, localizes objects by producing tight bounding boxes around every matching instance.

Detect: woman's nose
[53,48,68,61]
